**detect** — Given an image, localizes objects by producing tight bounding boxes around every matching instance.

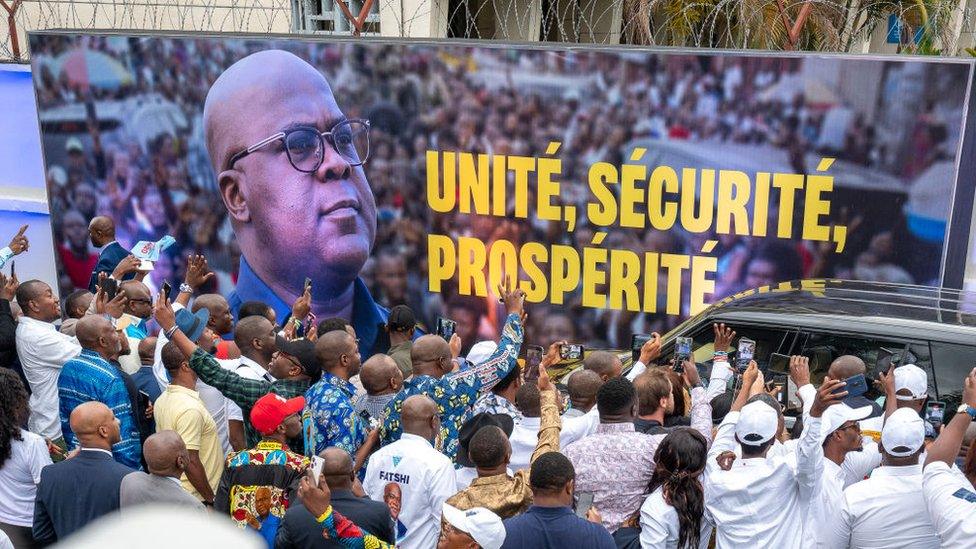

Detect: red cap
[250,393,305,435]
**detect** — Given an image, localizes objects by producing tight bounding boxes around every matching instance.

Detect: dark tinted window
[930,342,976,413]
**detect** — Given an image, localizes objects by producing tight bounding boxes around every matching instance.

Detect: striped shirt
[57,349,142,469]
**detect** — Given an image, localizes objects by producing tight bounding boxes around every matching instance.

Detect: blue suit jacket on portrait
[87,241,133,292]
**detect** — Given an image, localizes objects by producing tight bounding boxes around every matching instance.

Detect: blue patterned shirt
[379,313,523,463]
[57,349,142,469]
[302,371,367,458]
[472,392,522,423]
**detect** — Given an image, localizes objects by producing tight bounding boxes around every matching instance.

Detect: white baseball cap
[819,403,873,445]
[735,401,780,445]
[894,364,928,401]
[466,341,498,366]
[441,504,506,549]
[881,407,925,457]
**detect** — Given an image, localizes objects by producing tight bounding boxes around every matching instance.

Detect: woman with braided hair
[0,369,52,548]
[637,428,711,549]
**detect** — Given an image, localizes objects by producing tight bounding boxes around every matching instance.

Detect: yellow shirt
[154,383,225,500]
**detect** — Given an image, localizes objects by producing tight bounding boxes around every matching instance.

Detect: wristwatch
[179,283,193,294]
[957,404,976,420]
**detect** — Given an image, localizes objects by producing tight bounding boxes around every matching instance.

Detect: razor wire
[5,0,976,63]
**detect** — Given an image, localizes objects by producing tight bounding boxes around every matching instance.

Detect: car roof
[678,279,976,343]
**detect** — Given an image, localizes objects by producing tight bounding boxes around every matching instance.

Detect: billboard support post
[1,0,22,60]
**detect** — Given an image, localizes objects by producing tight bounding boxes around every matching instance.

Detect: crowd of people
[31,38,953,353]
[2,220,976,549]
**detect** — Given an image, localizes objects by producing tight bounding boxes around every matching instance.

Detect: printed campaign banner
[0,63,58,296]
[26,32,976,354]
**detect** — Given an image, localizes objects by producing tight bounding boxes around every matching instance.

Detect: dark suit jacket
[33,449,134,546]
[275,490,395,549]
[87,242,131,292]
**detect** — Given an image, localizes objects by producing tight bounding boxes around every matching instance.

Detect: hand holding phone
[161,280,172,299]
[559,343,583,361]
[435,317,457,342]
[736,338,756,372]
[575,491,595,518]
[631,334,651,363]
[100,277,118,301]
[925,401,946,428]
[835,373,868,398]
[674,337,693,373]
[524,345,544,381]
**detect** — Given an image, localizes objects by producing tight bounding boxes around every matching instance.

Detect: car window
[683,323,795,368]
[930,342,974,413]
[799,332,932,403]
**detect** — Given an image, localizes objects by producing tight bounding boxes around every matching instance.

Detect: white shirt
[824,464,940,549]
[509,408,598,474]
[152,323,242,453]
[923,461,976,548]
[233,356,274,382]
[704,413,821,549]
[363,433,455,549]
[804,456,847,548]
[16,316,83,439]
[0,429,53,527]
[639,487,712,549]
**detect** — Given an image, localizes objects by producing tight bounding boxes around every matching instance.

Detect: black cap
[387,305,417,333]
[457,413,515,468]
[275,336,320,381]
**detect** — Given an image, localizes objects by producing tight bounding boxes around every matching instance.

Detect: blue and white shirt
[57,349,141,469]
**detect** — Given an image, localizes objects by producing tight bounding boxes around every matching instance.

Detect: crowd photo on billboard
[28,34,972,353]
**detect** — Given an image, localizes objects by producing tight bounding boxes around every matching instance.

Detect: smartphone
[161,280,172,299]
[574,491,595,518]
[524,345,544,381]
[304,277,312,292]
[736,338,756,372]
[673,337,693,373]
[771,375,789,410]
[100,277,118,301]
[310,455,325,486]
[631,334,651,362]
[559,343,584,361]
[768,353,791,376]
[435,317,457,342]
[925,401,946,428]
[137,390,151,411]
[834,373,869,398]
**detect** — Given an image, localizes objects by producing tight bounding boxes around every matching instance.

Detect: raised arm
[626,332,661,381]
[682,358,713,445]
[926,369,976,467]
[708,361,758,463]
[797,376,846,500]
[446,277,525,395]
[530,358,563,465]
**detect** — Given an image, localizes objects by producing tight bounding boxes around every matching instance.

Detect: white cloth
[0,429,52,526]
[639,487,712,549]
[363,433,456,549]
[804,457,847,548]
[509,408,598,474]
[923,461,976,548]
[824,464,940,549]
[152,316,242,453]
[233,356,273,382]
[0,530,12,549]
[703,413,821,549]
[15,316,83,439]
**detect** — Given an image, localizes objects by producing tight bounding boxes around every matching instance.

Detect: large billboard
[27,32,976,355]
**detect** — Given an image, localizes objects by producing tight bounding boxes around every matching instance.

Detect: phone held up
[161,280,172,300]
[575,492,595,519]
[674,337,693,374]
[524,345,544,381]
[630,334,651,363]
[435,317,457,342]
[560,344,584,361]
[925,401,946,429]
[736,338,756,372]
[100,277,119,301]
[832,373,869,398]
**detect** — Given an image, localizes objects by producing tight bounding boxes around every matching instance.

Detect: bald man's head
[401,395,439,438]
[88,215,115,247]
[583,351,623,381]
[75,314,119,357]
[568,369,604,413]
[192,294,233,335]
[120,280,152,319]
[360,354,401,395]
[234,315,276,363]
[144,430,188,477]
[138,336,158,365]
[319,447,355,490]
[828,355,866,381]
[203,50,377,300]
[411,335,452,377]
[315,330,361,377]
[70,401,120,449]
